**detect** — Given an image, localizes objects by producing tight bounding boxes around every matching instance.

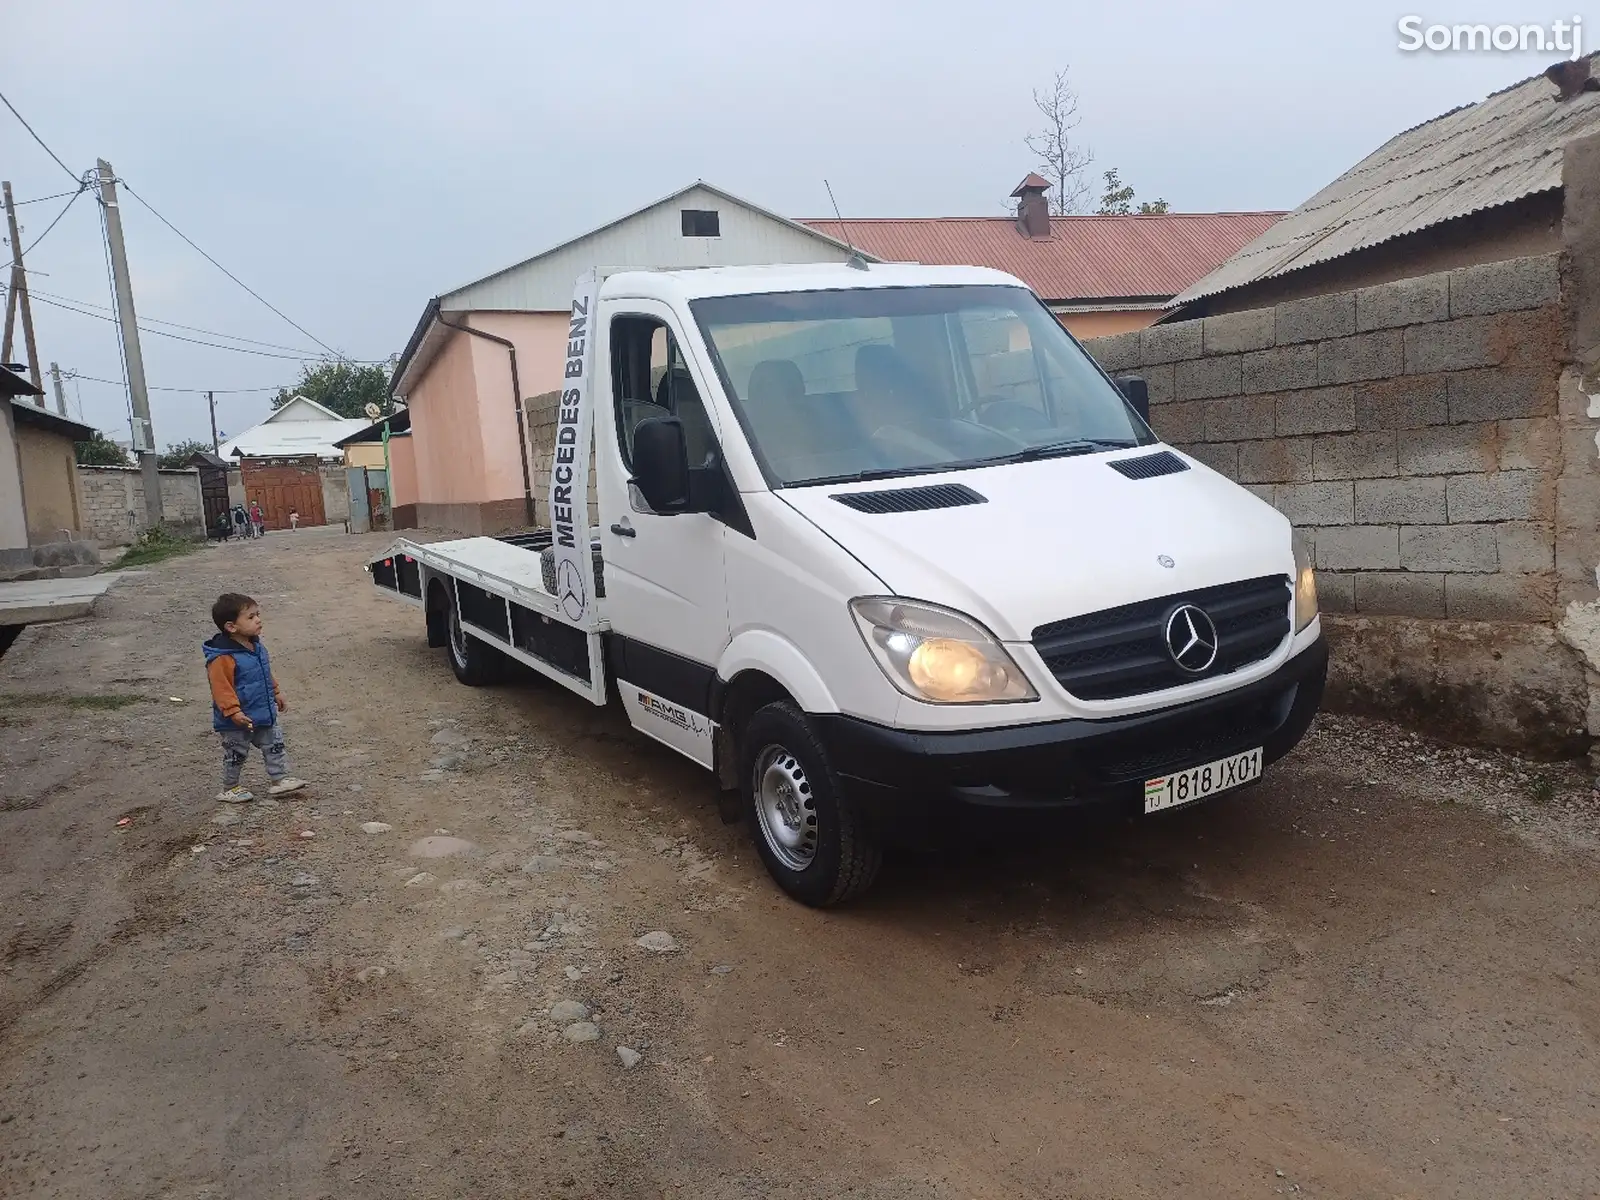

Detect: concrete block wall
[526,389,598,531]
[1086,254,1566,625]
[1084,252,1600,754]
[76,466,206,546]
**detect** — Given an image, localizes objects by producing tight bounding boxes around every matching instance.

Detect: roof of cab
[599,261,1031,302]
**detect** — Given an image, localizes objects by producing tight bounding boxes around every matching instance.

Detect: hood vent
[831,483,987,514]
[1108,451,1189,480]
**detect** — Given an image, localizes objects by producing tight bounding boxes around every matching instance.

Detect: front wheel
[740,701,881,907]
[446,590,506,686]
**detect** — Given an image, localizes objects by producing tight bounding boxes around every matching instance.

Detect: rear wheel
[740,701,881,907]
[445,588,506,686]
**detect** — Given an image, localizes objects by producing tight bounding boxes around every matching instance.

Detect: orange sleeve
[207,656,241,720]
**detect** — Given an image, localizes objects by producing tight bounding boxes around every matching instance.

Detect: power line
[65,370,282,394]
[18,184,87,258]
[22,284,331,353]
[15,188,79,207]
[27,292,334,360]
[0,88,80,183]
[117,180,346,359]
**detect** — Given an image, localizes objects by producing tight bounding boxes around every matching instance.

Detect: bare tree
[1024,68,1094,215]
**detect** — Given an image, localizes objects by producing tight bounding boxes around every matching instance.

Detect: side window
[610,315,718,471]
[957,307,1048,420]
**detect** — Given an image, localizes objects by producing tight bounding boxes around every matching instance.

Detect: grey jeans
[220,723,289,786]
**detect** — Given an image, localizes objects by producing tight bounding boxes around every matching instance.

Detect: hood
[777,449,1293,642]
[203,633,256,661]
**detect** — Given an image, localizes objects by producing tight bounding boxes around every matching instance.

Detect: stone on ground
[616,1046,642,1069]
[563,1021,601,1044]
[636,931,678,953]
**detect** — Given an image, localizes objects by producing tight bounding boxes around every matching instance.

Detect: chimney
[1011,173,1052,239]
[1546,57,1599,100]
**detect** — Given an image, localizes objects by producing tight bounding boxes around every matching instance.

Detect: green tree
[75,430,131,466]
[158,438,215,469]
[1098,169,1168,216]
[272,359,396,419]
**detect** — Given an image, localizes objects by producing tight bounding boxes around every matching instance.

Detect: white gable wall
[443,186,854,312]
[268,396,341,423]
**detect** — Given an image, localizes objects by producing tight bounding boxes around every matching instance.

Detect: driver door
[595,301,729,766]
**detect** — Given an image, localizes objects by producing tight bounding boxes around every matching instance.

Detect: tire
[445,588,506,686]
[740,701,881,907]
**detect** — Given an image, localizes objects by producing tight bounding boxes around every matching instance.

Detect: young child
[204,592,305,802]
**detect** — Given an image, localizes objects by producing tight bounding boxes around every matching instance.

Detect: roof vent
[1107,451,1190,480]
[831,483,987,514]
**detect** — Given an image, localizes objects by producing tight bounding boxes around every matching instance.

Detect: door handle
[609,522,636,538]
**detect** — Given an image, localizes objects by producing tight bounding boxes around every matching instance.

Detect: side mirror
[632,416,691,513]
[1114,374,1150,424]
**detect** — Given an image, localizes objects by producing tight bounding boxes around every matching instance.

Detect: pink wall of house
[409,326,486,507]
[400,310,570,531]
[468,311,570,501]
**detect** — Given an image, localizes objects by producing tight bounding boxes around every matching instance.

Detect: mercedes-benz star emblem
[1157,554,1175,569]
[556,558,587,623]
[1164,604,1219,673]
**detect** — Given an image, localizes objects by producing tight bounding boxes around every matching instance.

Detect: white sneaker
[218,786,254,804]
[267,777,306,797]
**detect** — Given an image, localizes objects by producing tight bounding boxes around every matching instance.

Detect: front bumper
[814,634,1327,839]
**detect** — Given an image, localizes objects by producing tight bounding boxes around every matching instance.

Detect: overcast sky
[2,0,1589,447]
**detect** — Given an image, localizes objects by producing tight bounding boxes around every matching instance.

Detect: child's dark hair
[212,592,257,630]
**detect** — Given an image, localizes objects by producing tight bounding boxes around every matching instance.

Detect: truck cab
[373,262,1326,906]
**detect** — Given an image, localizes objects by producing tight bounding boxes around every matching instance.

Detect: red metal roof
[800,211,1284,303]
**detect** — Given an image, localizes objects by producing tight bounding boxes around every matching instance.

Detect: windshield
[690,284,1155,486]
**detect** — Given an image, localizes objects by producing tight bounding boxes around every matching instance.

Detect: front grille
[1032,575,1291,701]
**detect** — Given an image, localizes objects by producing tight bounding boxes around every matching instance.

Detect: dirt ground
[2,529,1598,1199]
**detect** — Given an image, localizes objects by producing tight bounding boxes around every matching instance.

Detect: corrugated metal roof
[800,212,1282,302]
[1172,57,1600,307]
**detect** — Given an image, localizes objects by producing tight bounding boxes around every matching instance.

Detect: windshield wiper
[1006,437,1137,462]
[787,463,952,487]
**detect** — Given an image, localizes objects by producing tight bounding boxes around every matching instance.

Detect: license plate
[1144,748,1262,814]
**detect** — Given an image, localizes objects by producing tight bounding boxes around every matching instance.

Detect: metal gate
[239,456,326,530]
[196,465,231,536]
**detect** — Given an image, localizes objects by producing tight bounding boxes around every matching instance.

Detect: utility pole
[49,362,67,415]
[2,181,43,390]
[95,159,161,528]
[207,390,218,453]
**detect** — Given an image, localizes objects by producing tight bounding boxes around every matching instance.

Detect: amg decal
[636,691,706,736]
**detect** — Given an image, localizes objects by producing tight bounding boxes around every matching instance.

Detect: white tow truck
[370,262,1326,906]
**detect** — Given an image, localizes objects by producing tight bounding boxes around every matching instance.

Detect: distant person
[231,503,248,539]
[289,509,300,531]
[249,500,265,538]
[215,510,233,541]
[204,592,305,803]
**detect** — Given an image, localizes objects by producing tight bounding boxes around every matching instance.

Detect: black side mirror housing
[632,416,692,513]
[1114,374,1150,424]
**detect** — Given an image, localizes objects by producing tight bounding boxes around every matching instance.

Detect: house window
[681,209,720,238]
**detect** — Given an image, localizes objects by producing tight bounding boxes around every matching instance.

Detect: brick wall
[76,466,206,546]
[1083,251,1600,753]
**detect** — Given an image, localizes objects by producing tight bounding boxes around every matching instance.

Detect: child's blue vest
[203,634,277,731]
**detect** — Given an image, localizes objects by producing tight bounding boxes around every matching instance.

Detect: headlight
[849,598,1038,704]
[1293,532,1319,632]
